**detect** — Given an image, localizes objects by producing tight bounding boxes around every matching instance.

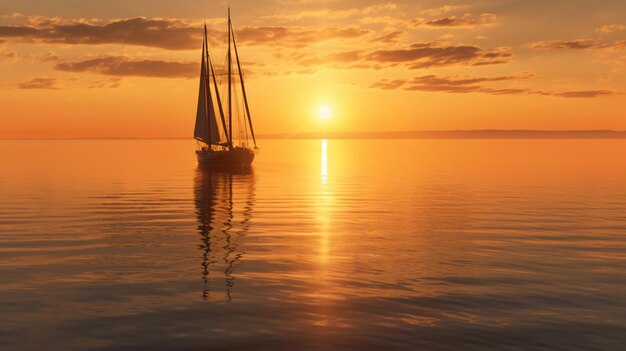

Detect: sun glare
[318,106,332,120]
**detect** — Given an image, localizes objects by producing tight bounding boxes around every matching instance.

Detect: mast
[204,23,212,147]
[227,7,233,149]
[206,25,230,146]
[231,21,257,148]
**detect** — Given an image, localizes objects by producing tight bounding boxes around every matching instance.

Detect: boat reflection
[193,165,256,302]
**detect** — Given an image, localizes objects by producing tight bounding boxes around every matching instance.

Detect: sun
[318,106,332,120]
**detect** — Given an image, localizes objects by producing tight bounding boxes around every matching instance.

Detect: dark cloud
[529,39,626,52]
[0,15,371,50]
[392,74,529,94]
[18,77,59,89]
[282,41,511,71]
[367,42,512,68]
[54,56,197,78]
[413,13,499,28]
[371,31,403,44]
[369,74,614,98]
[549,90,613,98]
[412,74,530,86]
[369,74,527,93]
[0,25,40,36]
[0,18,201,50]
[529,39,597,50]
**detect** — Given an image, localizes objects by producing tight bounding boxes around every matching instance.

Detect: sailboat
[194,8,257,166]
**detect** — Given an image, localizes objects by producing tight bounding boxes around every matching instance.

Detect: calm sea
[1,139,625,350]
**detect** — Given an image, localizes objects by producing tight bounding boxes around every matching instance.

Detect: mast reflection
[193,165,256,302]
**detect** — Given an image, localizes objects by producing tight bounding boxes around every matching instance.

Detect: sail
[194,37,221,145]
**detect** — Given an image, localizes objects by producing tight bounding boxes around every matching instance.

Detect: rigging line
[243,101,250,146]
[230,21,257,148]
[234,85,244,146]
[227,6,233,149]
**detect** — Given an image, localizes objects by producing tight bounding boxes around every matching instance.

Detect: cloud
[371,31,403,44]
[366,42,512,68]
[529,39,597,50]
[18,77,59,89]
[262,3,397,22]
[0,25,40,36]
[369,74,615,98]
[597,24,626,34]
[529,39,626,51]
[420,5,468,17]
[0,15,373,50]
[293,50,363,67]
[283,41,512,71]
[369,79,407,90]
[0,17,201,50]
[370,73,530,93]
[413,13,499,28]
[54,56,197,78]
[87,77,123,89]
[0,49,17,63]
[548,90,613,98]
[34,51,60,62]
[235,26,370,46]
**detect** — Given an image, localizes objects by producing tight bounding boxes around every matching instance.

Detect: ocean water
[1,139,625,350]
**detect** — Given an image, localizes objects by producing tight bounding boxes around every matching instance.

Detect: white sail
[194,36,221,145]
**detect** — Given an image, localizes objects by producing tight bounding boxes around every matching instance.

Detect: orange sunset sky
[0,0,624,139]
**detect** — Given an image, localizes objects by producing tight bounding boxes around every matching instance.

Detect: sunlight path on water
[0,139,626,350]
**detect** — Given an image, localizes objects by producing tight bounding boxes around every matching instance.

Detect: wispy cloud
[261,3,397,22]
[370,73,530,93]
[54,56,197,78]
[529,39,597,50]
[18,77,59,89]
[549,90,613,98]
[529,39,625,50]
[419,5,468,17]
[284,41,512,70]
[413,13,499,29]
[370,31,403,44]
[369,74,615,98]
[597,24,626,34]
[366,42,512,68]
[235,26,370,46]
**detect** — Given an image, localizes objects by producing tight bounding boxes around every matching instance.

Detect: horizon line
[3,129,626,141]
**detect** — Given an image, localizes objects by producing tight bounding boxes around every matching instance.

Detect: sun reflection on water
[318,139,331,264]
[321,139,328,186]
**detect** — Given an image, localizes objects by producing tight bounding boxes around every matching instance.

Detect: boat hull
[196,147,255,166]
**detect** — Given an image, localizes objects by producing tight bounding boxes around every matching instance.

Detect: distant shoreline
[3,130,626,140]
[259,130,626,139]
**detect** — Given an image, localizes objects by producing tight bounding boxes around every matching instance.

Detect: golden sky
[0,0,624,138]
